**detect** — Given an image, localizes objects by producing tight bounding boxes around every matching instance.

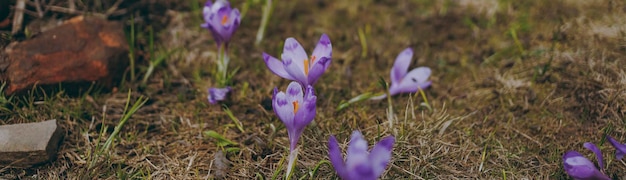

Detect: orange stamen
[304,59,310,75]
[292,101,300,113]
[221,15,229,25]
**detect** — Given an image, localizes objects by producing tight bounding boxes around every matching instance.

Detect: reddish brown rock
[2,16,129,94]
[0,119,64,168]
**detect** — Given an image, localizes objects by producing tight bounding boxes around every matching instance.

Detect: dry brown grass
[2,0,626,179]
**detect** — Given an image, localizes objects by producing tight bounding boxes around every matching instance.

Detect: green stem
[285,148,298,180]
[386,83,394,133]
[128,16,136,82]
[217,45,230,86]
[255,0,272,45]
[418,87,429,106]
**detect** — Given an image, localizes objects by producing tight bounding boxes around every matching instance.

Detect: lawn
[1,0,626,179]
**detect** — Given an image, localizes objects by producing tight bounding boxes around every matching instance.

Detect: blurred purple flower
[607,136,626,160]
[563,142,610,180]
[207,87,231,104]
[201,0,241,46]
[273,81,317,151]
[372,48,431,100]
[263,34,332,86]
[328,131,395,180]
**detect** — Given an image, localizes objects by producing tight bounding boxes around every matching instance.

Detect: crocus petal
[345,131,370,173]
[388,67,432,96]
[201,1,214,23]
[206,25,224,45]
[227,9,241,28]
[563,151,610,180]
[390,48,413,85]
[204,0,213,8]
[285,82,304,105]
[306,57,331,85]
[283,57,309,85]
[607,136,626,160]
[263,52,295,80]
[297,85,317,128]
[368,136,395,178]
[282,38,308,71]
[349,164,375,180]
[328,135,348,179]
[311,34,332,69]
[209,0,228,13]
[282,38,309,85]
[203,1,227,29]
[200,3,215,29]
[207,87,231,104]
[583,142,605,170]
[272,88,294,127]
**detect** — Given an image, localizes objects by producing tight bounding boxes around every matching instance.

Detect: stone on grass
[2,15,129,94]
[0,119,63,168]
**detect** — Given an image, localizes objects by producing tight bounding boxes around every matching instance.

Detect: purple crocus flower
[607,136,626,160]
[372,48,431,100]
[201,0,241,46]
[263,34,332,86]
[207,86,231,104]
[328,131,395,180]
[562,142,610,180]
[272,81,317,151]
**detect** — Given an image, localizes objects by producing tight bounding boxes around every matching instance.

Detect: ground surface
[1,0,626,179]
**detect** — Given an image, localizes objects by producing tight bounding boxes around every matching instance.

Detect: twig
[34,0,44,17]
[105,0,124,16]
[46,5,105,17]
[12,3,39,18]
[46,6,76,14]
[21,9,40,18]
[107,8,127,17]
[509,127,543,148]
[12,0,26,34]
[44,0,56,13]
[68,0,76,14]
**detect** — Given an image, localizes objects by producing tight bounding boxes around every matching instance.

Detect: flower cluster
[265,34,401,179]
[201,1,436,179]
[563,136,626,179]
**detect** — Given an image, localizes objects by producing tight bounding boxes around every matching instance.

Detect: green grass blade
[222,105,244,132]
[203,130,238,147]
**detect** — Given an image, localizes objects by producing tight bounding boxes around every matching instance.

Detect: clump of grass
[87,90,148,172]
[141,26,178,87]
[0,83,14,117]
